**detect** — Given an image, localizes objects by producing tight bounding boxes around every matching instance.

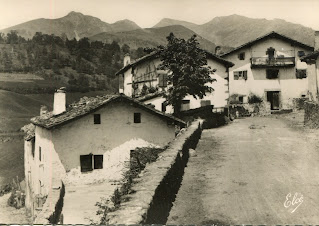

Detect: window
[158,74,168,88]
[161,102,167,112]
[31,140,35,158]
[181,100,190,111]
[296,69,307,79]
[94,155,103,169]
[94,114,101,124]
[238,52,245,60]
[39,147,42,161]
[239,96,244,103]
[298,51,305,57]
[200,100,211,107]
[134,113,141,123]
[80,154,93,172]
[266,69,279,79]
[234,70,248,80]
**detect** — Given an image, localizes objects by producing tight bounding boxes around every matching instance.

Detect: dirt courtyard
[168,115,319,224]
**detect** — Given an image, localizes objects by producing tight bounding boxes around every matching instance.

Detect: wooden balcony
[251,57,295,68]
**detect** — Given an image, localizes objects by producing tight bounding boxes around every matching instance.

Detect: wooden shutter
[94,155,103,169]
[243,71,248,80]
[234,71,239,80]
[80,155,93,172]
[159,74,167,87]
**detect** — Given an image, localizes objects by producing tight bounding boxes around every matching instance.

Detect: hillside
[89,25,226,53]
[153,15,315,47]
[0,11,141,40]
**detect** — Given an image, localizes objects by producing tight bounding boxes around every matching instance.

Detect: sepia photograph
[0,0,319,224]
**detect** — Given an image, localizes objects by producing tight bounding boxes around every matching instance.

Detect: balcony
[251,57,295,68]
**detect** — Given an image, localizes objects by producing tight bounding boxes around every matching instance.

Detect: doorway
[266,91,280,110]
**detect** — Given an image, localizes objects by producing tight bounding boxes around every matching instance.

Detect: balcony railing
[251,57,295,68]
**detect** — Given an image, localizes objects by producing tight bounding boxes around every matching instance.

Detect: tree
[157,33,215,116]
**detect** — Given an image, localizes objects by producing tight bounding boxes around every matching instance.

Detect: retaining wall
[304,101,319,128]
[107,119,203,224]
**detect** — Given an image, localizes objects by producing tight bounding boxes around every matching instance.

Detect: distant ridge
[0,11,141,40]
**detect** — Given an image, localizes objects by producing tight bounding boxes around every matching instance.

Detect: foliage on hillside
[0,31,146,93]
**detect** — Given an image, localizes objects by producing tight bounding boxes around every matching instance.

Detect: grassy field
[0,88,114,186]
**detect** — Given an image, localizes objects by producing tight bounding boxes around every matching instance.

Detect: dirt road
[167,117,319,224]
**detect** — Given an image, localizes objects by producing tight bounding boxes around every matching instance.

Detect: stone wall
[33,155,66,224]
[229,101,271,118]
[107,119,203,224]
[304,101,319,128]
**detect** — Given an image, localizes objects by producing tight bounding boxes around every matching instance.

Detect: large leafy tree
[157,33,215,116]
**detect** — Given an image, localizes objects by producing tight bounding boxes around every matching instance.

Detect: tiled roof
[115,50,234,75]
[221,31,314,57]
[21,123,35,141]
[137,91,165,102]
[30,94,185,129]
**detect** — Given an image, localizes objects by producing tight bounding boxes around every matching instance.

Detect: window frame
[266,69,279,79]
[234,70,248,80]
[238,52,245,60]
[39,147,42,161]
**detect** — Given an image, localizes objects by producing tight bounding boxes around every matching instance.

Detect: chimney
[315,31,319,50]
[53,87,66,115]
[124,54,131,66]
[215,46,221,55]
[40,105,48,116]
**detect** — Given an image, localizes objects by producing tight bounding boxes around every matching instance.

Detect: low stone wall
[180,106,226,129]
[34,156,66,224]
[304,101,319,128]
[230,102,271,118]
[107,119,203,224]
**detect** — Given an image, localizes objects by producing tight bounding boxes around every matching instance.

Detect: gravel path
[167,116,319,224]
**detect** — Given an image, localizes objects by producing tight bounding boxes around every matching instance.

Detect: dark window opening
[39,147,41,161]
[296,69,307,79]
[266,47,275,59]
[134,113,141,123]
[80,154,93,172]
[238,52,245,60]
[94,114,101,124]
[234,70,248,80]
[239,96,244,103]
[31,140,35,158]
[161,102,167,112]
[94,155,103,169]
[266,69,279,79]
[200,100,211,107]
[298,51,305,57]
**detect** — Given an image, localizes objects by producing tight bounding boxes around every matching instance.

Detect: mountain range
[0,12,315,51]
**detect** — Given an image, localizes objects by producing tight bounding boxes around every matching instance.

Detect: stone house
[23,88,185,214]
[116,51,234,113]
[221,31,313,110]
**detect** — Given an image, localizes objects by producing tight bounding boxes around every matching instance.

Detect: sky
[0,0,319,30]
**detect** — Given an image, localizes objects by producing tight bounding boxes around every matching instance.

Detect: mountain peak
[67,11,84,17]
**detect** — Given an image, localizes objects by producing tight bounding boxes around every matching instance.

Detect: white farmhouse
[116,51,234,113]
[221,31,314,110]
[23,88,185,215]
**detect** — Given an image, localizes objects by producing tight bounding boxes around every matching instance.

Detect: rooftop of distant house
[301,50,319,61]
[28,94,185,135]
[221,31,314,57]
[115,50,234,76]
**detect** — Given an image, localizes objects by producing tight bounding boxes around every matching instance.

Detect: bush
[248,93,263,104]
[229,94,242,104]
[7,176,25,209]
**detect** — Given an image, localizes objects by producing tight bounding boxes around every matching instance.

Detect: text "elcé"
[284,192,303,213]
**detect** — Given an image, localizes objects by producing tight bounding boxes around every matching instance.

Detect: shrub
[229,94,242,104]
[248,93,263,104]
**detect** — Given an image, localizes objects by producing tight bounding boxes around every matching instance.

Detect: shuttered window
[234,71,248,80]
[94,155,103,169]
[158,74,168,88]
[80,155,93,172]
